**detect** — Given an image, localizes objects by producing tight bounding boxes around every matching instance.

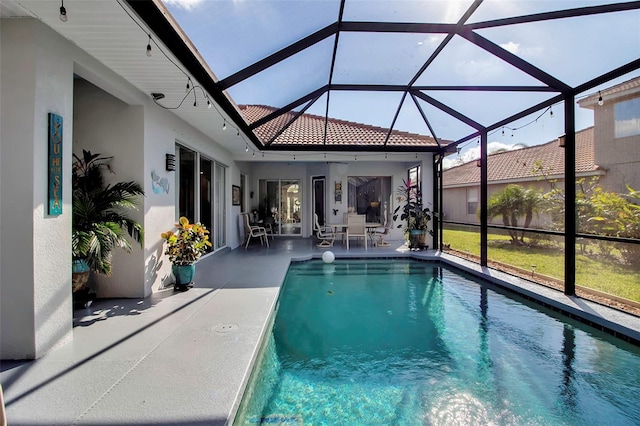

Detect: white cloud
[163,0,203,11]
[499,41,520,54]
[443,141,524,170]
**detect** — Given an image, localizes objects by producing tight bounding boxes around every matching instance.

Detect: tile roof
[238,105,447,148]
[443,127,598,187]
[578,76,640,108]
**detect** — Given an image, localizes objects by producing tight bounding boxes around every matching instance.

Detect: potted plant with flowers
[392,178,433,250]
[160,217,212,291]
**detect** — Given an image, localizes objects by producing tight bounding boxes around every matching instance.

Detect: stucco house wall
[590,92,640,193]
[1,19,75,359]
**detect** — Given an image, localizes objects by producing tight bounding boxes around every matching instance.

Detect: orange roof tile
[443,127,598,187]
[239,105,447,148]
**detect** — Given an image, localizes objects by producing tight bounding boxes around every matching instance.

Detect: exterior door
[312,177,326,226]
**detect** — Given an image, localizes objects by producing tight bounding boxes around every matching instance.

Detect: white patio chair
[371,216,390,247]
[346,214,367,250]
[314,213,335,248]
[241,213,269,249]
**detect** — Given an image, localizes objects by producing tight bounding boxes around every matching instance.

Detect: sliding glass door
[258,179,302,236]
[176,144,226,251]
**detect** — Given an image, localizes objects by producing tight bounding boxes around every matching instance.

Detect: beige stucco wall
[1,19,74,359]
[443,180,558,228]
[73,79,146,298]
[592,94,640,193]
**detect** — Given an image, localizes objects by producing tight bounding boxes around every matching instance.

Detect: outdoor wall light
[558,134,566,148]
[166,154,176,172]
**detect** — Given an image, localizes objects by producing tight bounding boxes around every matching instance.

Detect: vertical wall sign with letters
[48,113,63,215]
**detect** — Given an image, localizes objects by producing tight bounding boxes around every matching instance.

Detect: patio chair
[314,213,335,248]
[371,217,390,247]
[241,213,269,249]
[346,214,367,250]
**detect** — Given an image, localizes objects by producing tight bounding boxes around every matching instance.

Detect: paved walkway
[1,238,639,425]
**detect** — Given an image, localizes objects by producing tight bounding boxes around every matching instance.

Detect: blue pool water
[235,260,640,425]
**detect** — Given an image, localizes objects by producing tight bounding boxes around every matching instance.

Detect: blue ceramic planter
[172,264,195,285]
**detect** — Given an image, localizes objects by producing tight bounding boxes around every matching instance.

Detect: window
[467,187,478,215]
[347,176,392,223]
[408,166,421,203]
[614,98,640,138]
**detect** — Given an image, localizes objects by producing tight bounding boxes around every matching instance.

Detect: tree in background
[486,184,542,245]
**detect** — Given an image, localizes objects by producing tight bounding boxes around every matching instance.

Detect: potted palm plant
[160,217,211,291]
[392,178,433,250]
[72,150,144,299]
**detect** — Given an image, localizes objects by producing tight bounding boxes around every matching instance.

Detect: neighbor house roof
[239,105,449,149]
[578,76,640,108]
[443,127,599,187]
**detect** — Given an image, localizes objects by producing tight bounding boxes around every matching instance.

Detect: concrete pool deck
[2,238,640,425]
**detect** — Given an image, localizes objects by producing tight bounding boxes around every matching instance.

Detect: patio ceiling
[2,0,639,157]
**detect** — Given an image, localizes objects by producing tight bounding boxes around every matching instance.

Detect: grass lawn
[443,229,640,303]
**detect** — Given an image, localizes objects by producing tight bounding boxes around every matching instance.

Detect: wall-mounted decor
[48,113,63,215]
[232,185,241,206]
[334,181,342,203]
[151,170,170,194]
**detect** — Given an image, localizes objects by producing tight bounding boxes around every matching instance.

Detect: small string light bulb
[222,119,227,130]
[252,151,255,157]
[236,129,240,138]
[146,35,152,57]
[206,98,212,109]
[501,127,505,136]
[245,143,249,152]
[549,106,554,118]
[59,0,67,22]
[598,91,604,106]
[186,78,191,93]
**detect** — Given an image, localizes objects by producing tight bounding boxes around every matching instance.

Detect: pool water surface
[235,260,640,425]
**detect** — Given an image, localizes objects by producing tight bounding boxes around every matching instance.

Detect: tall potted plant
[72,150,144,294]
[392,178,433,250]
[160,217,211,291]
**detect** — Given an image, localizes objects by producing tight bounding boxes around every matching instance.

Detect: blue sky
[162,0,639,166]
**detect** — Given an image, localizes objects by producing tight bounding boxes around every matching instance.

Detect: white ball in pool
[322,251,335,264]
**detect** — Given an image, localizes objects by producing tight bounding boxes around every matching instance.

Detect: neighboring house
[442,76,640,225]
[442,128,602,225]
[577,76,640,193]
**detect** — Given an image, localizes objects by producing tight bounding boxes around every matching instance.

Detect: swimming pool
[234,259,640,425]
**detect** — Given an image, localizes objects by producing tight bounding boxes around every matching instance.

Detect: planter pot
[72,259,90,293]
[172,264,196,291]
[408,230,429,250]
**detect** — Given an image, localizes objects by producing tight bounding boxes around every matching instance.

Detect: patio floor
[2,237,639,425]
